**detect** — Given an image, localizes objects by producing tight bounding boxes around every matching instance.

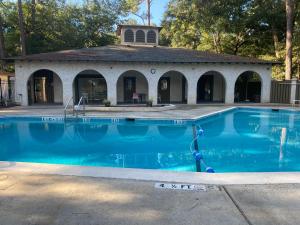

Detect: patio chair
[132,93,139,103]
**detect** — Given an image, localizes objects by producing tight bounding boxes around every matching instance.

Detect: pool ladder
[64,96,74,121]
[64,96,86,121]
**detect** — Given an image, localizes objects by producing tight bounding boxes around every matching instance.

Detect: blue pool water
[0,108,300,173]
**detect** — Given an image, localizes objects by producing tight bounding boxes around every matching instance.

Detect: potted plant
[146,99,153,107]
[103,99,111,107]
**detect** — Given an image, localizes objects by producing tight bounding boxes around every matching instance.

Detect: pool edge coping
[1,161,300,185]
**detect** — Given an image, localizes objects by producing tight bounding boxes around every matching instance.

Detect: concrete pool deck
[0,171,300,225]
[0,103,298,119]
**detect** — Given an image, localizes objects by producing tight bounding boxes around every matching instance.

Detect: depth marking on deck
[155,183,219,191]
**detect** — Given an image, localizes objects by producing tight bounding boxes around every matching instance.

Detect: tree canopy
[160,0,300,79]
[1,0,300,79]
[0,0,132,57]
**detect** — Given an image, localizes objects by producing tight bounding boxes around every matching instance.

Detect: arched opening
[136,30,145,43]
[147,30,156,43]
[75,124,108,142]
[197,71,226,103]
[234,71,262,103]
[124,29,134,42]
[73,70,107,104]
[29,122,64,144]
[158,125,187,139]
[117,70,148,104]
[117,125,149,137]
[158,71,187,104]
[27,69,63,105]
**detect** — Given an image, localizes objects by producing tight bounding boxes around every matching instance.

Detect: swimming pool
[0,107,299,173]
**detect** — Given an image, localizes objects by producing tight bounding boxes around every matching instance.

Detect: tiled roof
[7,45,279,64]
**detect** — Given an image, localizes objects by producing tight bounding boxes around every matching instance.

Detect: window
[136,30,145,43]
[147,30,156,43]
[124,29,134,42]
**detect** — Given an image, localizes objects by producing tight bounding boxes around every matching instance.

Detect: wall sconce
[150,68,156,74]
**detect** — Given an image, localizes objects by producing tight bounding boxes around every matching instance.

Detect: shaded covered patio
[117,70,149,104]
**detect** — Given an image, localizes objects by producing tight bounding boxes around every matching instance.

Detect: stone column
[183,70,197,105]
[261,69,272,103]
[290,78,297,104]
[224,73,235,104]
[62,79,73,106]
[148,76,158,105]
[58,70,75,106]
[14,64,29,106]
[187,86,197,104]
[106,79,117,105]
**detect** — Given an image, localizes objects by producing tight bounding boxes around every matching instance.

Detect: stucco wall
[14,60,272,106]
[53,74,63,103]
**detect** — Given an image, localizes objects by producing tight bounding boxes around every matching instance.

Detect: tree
[0,10,5,58]
[160,0,300,79]
[124,0,153,25]
[146,0,151,25]
[17,0,26,56]
[285,0,294,80]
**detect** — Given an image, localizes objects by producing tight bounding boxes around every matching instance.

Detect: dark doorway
[74,73,107,104]
[158,77,170,103]
[124,77,136,103]
[27,70,58,104]
[34,75,54,104]
[157,71,187,104]
[234,71,261,103]
[197,72,226,103]
[197,75,214,102]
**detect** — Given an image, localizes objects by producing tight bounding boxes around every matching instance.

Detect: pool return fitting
[190,125,215,173]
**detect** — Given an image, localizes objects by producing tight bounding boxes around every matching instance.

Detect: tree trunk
[147,0,151,26]
[31,0,36,31]
[17,0,27,56]
[271,25,280,58]
[0,12,6,58]
[285,0,294,80]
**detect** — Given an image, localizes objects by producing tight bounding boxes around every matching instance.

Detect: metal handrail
[64,96,74,120]
[74,96,86,117]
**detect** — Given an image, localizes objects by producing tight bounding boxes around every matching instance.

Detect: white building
[11,25,276,106]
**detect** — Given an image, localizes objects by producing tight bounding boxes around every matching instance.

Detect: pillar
[187,79,197,105]
[225,74,235,104]
[148,76,158,105]
[290,78,297,104]
[106,79,117,105]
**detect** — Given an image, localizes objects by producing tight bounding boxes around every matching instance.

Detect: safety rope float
[190,125,215,173]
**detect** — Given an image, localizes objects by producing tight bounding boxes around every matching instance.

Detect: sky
[68,0,169,26]
[133,0,169,26]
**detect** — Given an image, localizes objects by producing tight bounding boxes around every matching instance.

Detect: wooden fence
[296,80,300,101]
[270,80,291,104]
